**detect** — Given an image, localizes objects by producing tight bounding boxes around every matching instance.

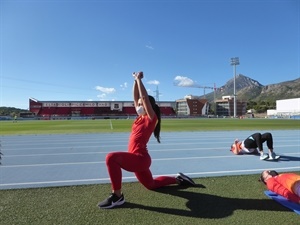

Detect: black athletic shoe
[176,172,196,186]
[98,193,125,209]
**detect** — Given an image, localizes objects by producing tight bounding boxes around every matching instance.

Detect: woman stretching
[98,71,195,209]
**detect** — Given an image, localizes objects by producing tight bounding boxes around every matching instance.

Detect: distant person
[98,71,195,209]
[259,170,300,204]
[230,132,279,160]
[13,115,17,123]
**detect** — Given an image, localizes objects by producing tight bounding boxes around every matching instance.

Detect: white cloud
[95,86,116,94]
[95,86,116,100]
[120,82,128,90]
[97,93,106,99]
[147,80,160,85]
[173,76,196,87]
[146,45,154,50]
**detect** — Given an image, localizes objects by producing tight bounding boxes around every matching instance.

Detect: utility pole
[153,86,161,102]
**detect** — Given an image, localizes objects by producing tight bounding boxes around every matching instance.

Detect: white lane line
[1,161,105,168]
[3,147,300,157]
[1,153,300,168]
[2,140,299,153]
[185,166,300,176]
[0,178,110,187]
[0,155,253,168]
[1,166,299,187]
[0,147,232,157]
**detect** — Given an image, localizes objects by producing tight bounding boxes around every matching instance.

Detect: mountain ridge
[204,74,300,103]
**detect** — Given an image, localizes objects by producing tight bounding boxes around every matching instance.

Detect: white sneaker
[260,153,268,160]
[269,152,280,160]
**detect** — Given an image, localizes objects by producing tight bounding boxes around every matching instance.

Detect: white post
[233,64,236,117]
[230,57,239,118]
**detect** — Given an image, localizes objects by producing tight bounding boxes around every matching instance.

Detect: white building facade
[267,97,300,118]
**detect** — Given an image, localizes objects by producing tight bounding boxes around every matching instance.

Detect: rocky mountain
[204,74,300,103]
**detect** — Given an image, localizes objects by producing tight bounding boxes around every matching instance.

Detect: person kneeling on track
[97,71,196,209]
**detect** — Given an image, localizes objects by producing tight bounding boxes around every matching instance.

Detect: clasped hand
[132,71,143,80]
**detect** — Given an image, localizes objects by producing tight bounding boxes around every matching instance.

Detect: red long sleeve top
[128,114,157,154]
[266,173,300,203]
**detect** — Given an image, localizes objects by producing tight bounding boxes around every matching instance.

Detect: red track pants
[105,151,177,190]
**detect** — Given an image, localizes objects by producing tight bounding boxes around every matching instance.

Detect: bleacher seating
[31,100,176,118]
[39,107,56,116]
[94,107,111,115]
[56,107,71,116]
[160,107,176,116]
[122,107,136,115]
[80,107,95,116]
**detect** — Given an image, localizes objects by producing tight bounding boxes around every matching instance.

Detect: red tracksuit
[266,173,300,203]
[105,114,177,190]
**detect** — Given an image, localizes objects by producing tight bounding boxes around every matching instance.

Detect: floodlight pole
[230,57,239,118]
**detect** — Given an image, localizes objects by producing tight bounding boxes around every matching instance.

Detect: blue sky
[0,0,299,109]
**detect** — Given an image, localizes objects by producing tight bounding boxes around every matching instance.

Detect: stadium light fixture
[230,57,240,117]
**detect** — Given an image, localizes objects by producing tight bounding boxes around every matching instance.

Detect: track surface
[0,130,299,190]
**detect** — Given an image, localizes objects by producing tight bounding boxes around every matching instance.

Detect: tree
[0,107,29,116]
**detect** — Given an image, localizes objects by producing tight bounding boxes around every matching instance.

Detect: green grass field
[0,118,299,135]
[0,118,299,224]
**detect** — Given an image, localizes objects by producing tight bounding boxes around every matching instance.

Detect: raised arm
[132,72,155,120]
[133,75,139,108]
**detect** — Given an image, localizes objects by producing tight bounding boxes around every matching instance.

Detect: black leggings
[261,132,273,149]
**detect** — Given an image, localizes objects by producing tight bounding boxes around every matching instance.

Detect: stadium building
[267,97,300,119]
[29,97,177,119]
[175,95,209,116]
[215,95,247,117]
[28,96,211,119]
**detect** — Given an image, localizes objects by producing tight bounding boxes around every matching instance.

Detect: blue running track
[0,130,299,190]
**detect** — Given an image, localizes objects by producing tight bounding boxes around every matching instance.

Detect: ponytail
[153,104,161,143]
[148,95,161,143]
